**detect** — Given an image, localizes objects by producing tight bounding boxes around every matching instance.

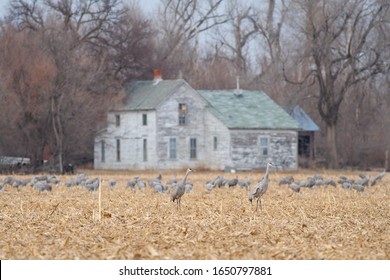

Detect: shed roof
[286,106,320,131]
[115,79,188,111]
[198,90,300,130]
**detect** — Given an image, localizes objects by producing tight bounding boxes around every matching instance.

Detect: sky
[0,0,9,18]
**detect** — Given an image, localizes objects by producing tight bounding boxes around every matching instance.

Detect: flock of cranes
[0,165,387,211]
[278,169,386,194]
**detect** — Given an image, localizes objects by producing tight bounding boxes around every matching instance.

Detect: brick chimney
[153,69,162,85]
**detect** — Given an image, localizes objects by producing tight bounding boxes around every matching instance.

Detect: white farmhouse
[94,73,301,170]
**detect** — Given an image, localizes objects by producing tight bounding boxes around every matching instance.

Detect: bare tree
[3,0,123,172]
[194,43,237,89]
[155,0,228,79]
[285,0,389,168]
[251,0,288,82]
[0,26,54,169]
[104,4,156,83]
[215,0,258,76]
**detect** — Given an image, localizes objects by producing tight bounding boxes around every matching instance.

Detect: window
[169,138,177,159]
[116,139,121,161]
[178,103,187,125]
[190,138,197,159]
[298,135,311,158]
[143,139,147,161]
[115,114,120,127]
[101,140,105,162]
[259,137,269,156]
[213,136,218,151]
[142,113,147,126]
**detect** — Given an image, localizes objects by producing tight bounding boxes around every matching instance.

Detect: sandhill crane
[33,181,52,193]
[357,175,369,187]
[127,177,137,190]
[205,181,215,191]
[214,176,225,188]
[278,176,294,186]
[127,178,136,187]
[314,176,324,187]
[342,180,353,190]
[84,178,99,192]
[74,173,88,186]
[108,179,116,189]
[358,173,367,179]
[148,174,162,188]
[299,177,316,189]
[65,179,73,188]
[48,175,60,185]
[227,176,238,187]
[324,177,337,187]
[288,182,300,193]
[3,176,14,186]
[238,175,251,190]
[135,177,145,190]
[171,168,193,210]
[11,179,23,189]
[185,182,193,192]
[338,175,348,184]
[153,183,163,193]
[371,170,385,186]
[352,183,365,192]
[248,162,273,211]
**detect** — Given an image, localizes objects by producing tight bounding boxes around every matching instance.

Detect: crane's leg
[255,198,259,211]
[259,198,262,211]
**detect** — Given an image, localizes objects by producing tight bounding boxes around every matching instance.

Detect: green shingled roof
[115,79,187,111]
[115,79,300,130]
[198,90,300,130]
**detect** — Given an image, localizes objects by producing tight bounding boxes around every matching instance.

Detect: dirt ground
[0,169,388,260]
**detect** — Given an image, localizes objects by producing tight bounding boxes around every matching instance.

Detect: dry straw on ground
[0,169,388,260]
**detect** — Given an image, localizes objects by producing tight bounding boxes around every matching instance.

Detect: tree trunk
[326,123,338,169]
[51,96,64,174]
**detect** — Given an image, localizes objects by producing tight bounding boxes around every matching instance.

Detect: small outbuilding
[285,105,320,161]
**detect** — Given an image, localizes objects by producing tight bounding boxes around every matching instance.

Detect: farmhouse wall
[94,110,157,169]
[203,110,232,170]
[155,84,209,169]
[230,130,297,170]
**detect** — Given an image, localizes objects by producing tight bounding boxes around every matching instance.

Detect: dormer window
[179,103,187,124]
[179,103,187,125]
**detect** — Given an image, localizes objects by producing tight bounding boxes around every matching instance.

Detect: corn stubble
[0,170,388,260]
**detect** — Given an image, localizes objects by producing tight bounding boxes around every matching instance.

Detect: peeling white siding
[94,110,157,169]
[230,130,297,170]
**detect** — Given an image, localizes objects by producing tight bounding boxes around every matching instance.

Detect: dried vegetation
[0,169,388,260]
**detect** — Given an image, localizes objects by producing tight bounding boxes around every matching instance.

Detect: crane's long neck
[181,170,191,187]
[264,164,270,179]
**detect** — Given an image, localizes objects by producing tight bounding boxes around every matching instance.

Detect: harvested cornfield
[0,169,389,260]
